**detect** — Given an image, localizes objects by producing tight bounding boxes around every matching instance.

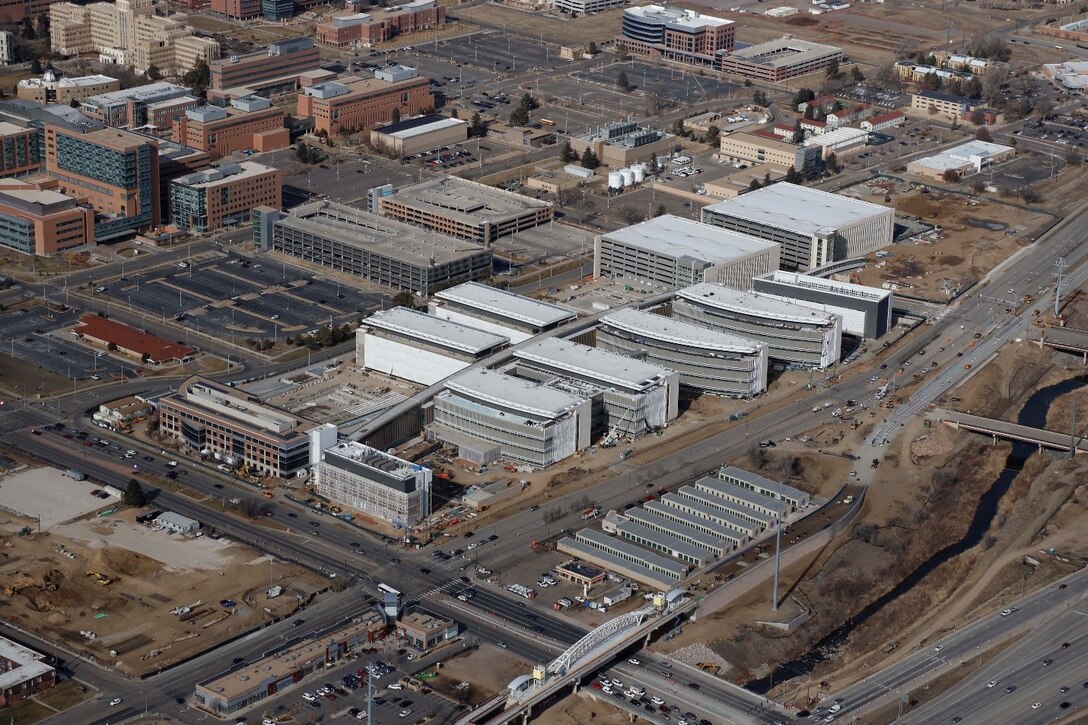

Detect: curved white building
[597,307,768,398]
[673,283,841,369]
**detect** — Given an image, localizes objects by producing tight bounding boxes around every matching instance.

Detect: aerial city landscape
[0,0,1084,721]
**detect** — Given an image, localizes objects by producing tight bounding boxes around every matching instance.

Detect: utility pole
[1070,399,1077,460]
[772,517,782,611]
[367,661,374,723]
[1054,256,1066,317]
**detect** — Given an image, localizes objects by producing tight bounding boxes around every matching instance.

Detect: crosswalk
[413,579,464,599]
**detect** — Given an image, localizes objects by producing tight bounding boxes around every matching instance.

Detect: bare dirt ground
[429,646,531,705]
[454,4,626,45]
[535,691,631,725]
[0,503,327,677]
[853,185,1050,302]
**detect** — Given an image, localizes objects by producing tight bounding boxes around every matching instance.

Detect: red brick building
[297,70,433,135]
[316,0,445,48]
[0,636,56,706]
[172,98,288,160]
[73,314,196,364]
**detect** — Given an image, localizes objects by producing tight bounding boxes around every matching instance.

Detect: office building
[909,91,974,122]
[752,270,892,338]
[557,528,688,590]
[570,120,674,168]
[718,465,810,510]
[195,613,387,716]
[861,110,906,132]
[594,214,780,289]
[430,368,593,467]
[377,177,554,245]
[0,31,11,62]
[512,336,680,435]
[719,131,821,171]
[397,608,456,651]
[0,0,72,24]
[716,37,843,81]
[673,283,842,368]
[369,114,467,157]
[357,306,508,386]
[316,1,446,48]
[0,636,55,706]
[172,97,289,160]
[701,183,894,271]
[151,137,211,224]
[73,314,196,363]
[804,126,869,158]
[297,70,434,135]
[619,5,734,67]
[210,37,320,91]
[315,441,432,526]
[906,140,1015,180]
[597,307,768,397]
[170,161,281,233]
[257,201,493,295]
[79,82,191,128]
[158,375,315,478]
[0,122,41,177]
[43,125,159,241]
[430,281,575,344]
[17,71,120,105]
[0,179,93,255]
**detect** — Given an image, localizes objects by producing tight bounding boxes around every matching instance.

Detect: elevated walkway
[930,408,1085,453]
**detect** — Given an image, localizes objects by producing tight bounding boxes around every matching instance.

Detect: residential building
[158,375,315,478]
[594,214,780,289]
[430,367,593,467]
[316,1,446,48]
[511,336,680,435]
[357,306,508,386]
[79,82,191,128]
[170,161,281,233]
[376,177,554,245]
[210,38,320,91]
[172,97,289,160]
[430,281,575,344]
[17,71,120,105]
[752,270,892,338]
[619,5,735,67]
[716,37,843,81]
[315,441,432,526]
[570,120,675,168]
[701,182,894,270]
[43,125,160,241]
[906,139,1015,180]
[673,283,842,368]
[909,90,973,122]
[257,201,493,296]
[397,609,456,651]
[0,179,93,255]
[554,0,626,14]
[73,314,196,363]
[597,306,768,397]
[297,69,434,135]
[0,122,41,177]
[0,636,55,707]
[195,613,387,716]
[860,110,906,132]
[718,464,811,510]
[719,131,821,170]
[369,114,467,157]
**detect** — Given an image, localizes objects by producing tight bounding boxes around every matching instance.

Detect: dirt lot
[429,645,531,705]
[853,185,1052,301]
[0,496,328,677]
[535,691,631,725]
[454,4,626,45]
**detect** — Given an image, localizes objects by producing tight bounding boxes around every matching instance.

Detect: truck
[581,506,601,521]
[553,597,573,610]
[603,586,632,607]
[67,468,86,481]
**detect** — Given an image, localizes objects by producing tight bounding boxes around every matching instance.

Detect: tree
[941,168,961,183]
[20,17,34,40]
[124,479,145,507]
[520,93,539,111]
[653,203,666,217]
[470,111,487,138]
[784,166,803,184]
[36,13,49,36]
[825,151,839,174]
[616,70,630,92]
[182,60,210,94]
[792,119,804,144]
[705,124,720,147]
[850,66,864,83]
[508,105,529,127]
[974,126,992,142]
[392,291,417,308]
[69,97,80,108]
[450,108,459,119]
[967,108,985,125]
[616,42,628,60]
[579,147,600,170]
[296,142,311,163]
[560,140,577,162]
[391,107,401,124]
[30,57,41,75]
[587,41,597,55]
[107,342,118,352]
[146,64,162,81]
[748,178,762,191]
[792,87,816,109]
[825,58,840,79]
[752,90,768,106]
[141,352,150,364]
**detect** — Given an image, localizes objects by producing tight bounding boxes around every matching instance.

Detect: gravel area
[0,467,111,528]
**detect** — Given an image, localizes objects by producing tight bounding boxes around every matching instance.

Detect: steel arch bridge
[547,605,658,675]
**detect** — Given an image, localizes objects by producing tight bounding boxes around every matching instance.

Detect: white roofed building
[752,270,892,338]
[430,281,576,343]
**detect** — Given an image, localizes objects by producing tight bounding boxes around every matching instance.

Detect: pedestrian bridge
[930,408,1086,453]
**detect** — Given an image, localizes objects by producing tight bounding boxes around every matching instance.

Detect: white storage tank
[608,170,624,189]
[632,164,646,183]
[620,168,635,186]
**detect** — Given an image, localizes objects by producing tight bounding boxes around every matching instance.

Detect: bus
[539,118,556,127]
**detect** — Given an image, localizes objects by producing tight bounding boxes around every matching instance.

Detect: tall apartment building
[619,5,734,67]
[43,125,159,241]
[78,82,191,127]
[172,96,288,160]
[0,179,94,255]
[316,0,446,48]
[210,38,320,91]
[315,441,432,526]
[297,68,434,135]
[0,122,41,177]
[171,161,281,233]
[16,71,120,105]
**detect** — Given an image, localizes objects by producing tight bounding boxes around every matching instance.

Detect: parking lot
[574,62,741,105]
[417,31,566,75]
[258,151,424,209]
[0,306,130,382]
[98,253,386,341]
[987,153,1065,190]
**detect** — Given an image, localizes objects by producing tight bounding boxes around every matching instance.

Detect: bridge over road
[929,408,1085,453]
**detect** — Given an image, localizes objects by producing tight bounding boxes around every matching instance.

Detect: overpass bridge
[1035,327,1088,361]
[929,408,1085,453]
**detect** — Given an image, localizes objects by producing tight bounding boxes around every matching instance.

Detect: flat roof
[804,126,869,148]
[694,476,787,515]
[723,37,842,69]
[386,176,552,226]
[557,537,679,590]
[514,337,671,390]
[625,5,733,28]
[375,114,466,139]
[575,528,689,577]
[703,183,891,236]
[276,202,490,268]
[719,465,810,502]
[663,491,759,532]
[0,636,53,692]
[174,161,277,189]
[445,368,587,419]
[602,214,778,264]
[600,307,765,354]
[364,307,508,354]
[629,506,741,548]
[82,82,188,107]
[755,271,891,302]
[677,283,838,326]
[909,140,1015,172]
[643,501,745,544]
[436,282,576,327]
[613,517,712,562]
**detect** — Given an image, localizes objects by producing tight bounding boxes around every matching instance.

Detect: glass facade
[0,211,33,254]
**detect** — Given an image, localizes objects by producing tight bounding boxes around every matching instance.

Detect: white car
[357,712,368,720]
[611,679,623,689]
[987,680,998,688]
[1032,703,1042,709]
[398,709,413,718]
[302,692,317,701]
[1000,608,1013,617]
[934,645,944,652]
[651,696,665,705]
[388,683,403,690]
[109,698,123,706]
[828,703,842,713]
[628,658,640,665]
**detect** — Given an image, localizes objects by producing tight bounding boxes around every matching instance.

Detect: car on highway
[628,658,640,665]
[1005,685,1016,693]
[1043,658,1054,666]
[987,680,998,688]
[1032,703,1042,709]
[1000,608,1013,616]
[496,641,507,648]
[109,698,123,706]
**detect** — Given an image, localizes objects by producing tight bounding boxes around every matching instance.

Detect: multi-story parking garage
[673,283,842,369]
[596,307,768,398]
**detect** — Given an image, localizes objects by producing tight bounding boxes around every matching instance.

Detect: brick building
[171,161,281,232]
[172,97,288,160]
[316,0,446,48]
[297,68,433,135]
[0,179,94,255]
[0,636,56,707]
[619,5,734,67]
[210,38,320,91]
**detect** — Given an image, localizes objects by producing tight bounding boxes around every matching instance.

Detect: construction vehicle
[85,571,113,586]
[697,662,720,674]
